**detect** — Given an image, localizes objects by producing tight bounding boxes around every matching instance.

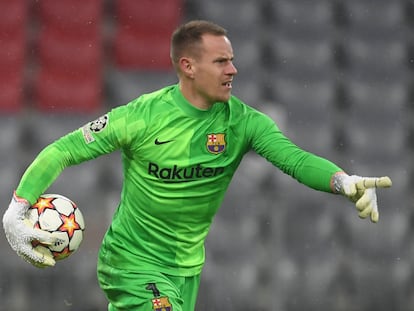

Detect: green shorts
[97,264,200,311]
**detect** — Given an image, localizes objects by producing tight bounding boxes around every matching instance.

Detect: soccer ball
[27,194,85,261]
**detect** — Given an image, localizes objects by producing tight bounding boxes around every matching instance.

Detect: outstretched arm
[247,111,393,222]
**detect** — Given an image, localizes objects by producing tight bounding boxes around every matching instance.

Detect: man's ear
[179,57,195,79]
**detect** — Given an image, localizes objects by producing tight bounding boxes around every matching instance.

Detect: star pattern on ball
[32,197,55,215]
[58,213,81,238]
[53,247,72,261]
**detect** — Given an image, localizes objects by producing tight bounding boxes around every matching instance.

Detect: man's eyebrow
[214,56,234,62]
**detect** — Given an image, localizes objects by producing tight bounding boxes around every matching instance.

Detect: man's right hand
[2,192,57,268]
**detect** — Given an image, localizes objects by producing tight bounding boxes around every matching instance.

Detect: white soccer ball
[27,194,85,261]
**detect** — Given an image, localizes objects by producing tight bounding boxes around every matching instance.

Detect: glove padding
[333,173,392,223]
[2,192,57,268]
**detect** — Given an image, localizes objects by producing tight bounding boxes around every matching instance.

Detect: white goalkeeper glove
[3,192,57,268]
[332,173,392,223]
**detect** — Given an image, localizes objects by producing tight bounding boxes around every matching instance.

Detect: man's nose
[228,62,238,75]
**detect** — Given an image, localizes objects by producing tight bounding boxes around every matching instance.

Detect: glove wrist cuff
[13,191,29,204]
[10,191,30,219]
[331,172,348,194]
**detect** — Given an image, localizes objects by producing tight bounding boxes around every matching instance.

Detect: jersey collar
[172,84,223,118]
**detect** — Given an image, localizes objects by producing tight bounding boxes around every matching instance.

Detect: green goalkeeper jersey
[16,84,342,276]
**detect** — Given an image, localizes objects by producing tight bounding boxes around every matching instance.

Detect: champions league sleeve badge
[89,114,109,133]
[206,133,226,154]
[82,114,109,144]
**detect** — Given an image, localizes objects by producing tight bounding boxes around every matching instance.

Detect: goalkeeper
[3,20,392,311]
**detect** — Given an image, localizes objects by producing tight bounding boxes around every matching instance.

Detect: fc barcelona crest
[206,133,226,154]
[151,296,172,311]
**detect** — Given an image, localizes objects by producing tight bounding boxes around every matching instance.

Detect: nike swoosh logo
[154,138,174,145]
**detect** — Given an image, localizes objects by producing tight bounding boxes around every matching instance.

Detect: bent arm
[16,134,94,205]
[15,106,132,204]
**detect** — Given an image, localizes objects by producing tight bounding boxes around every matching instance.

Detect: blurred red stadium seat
[113,0,183,70]
[38,0,102,38]
[0,35,25,77]
[33,0,103,113]
[0,0,26,35]
[116,0,182,33]
[35,69,102,113]
[0,73,24,113]
[114,29,172,70]
[0,0,27,113]
[37,28,101,75]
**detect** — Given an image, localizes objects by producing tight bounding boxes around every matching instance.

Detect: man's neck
[179,82,213,111]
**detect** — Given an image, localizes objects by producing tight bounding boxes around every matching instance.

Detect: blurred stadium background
[0,0,412,310]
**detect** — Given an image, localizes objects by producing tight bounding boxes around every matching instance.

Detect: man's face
[191,34,238,107]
